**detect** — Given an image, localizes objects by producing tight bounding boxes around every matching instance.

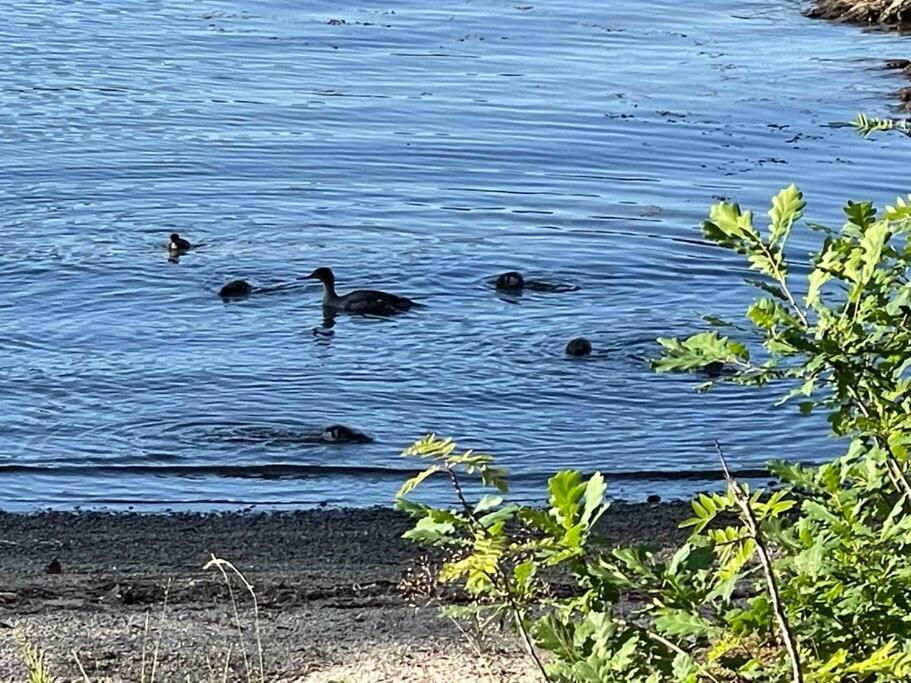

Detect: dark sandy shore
[0,503,690,682]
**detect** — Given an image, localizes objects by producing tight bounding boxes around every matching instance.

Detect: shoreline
[807,0,911,24]
[0,503,690,681]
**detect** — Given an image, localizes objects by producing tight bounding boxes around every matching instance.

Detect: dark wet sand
[0,503,690,682]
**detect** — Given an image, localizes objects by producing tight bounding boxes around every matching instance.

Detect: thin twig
[72,650,91,682]
[715,441,803,683]
[887,457,911,501]
[140,611,150,683]
[446,465,552,683]
[149,578,171,683]
[754,238,809,327]
[642,630,723,683]
[610,617,723,683]
[221,643,234,683]
[843,383,911,501]
[204,556,263,682]
[443,612,498,681]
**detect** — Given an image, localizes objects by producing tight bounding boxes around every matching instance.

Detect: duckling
[492,271,579,293]
[168,233,192,253]
[320,425,373,443]
[304,267,421,316]
[219,280,253,299]
[565,337,592,357]
[495,271,525,291]
[216,424,372,445]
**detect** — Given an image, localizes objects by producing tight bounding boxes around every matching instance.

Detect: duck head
[495,271,525,291]
[321,425,372,443]
[305,267,336,286]
[169,232,181,243]
[566,337,592,357]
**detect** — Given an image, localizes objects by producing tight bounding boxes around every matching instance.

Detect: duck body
[219,279,253,299]
[305,267,421,316]
[169,233,192,252]
[217,424,372,445]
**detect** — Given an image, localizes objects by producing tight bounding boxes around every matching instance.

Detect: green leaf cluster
[399,189,911,682]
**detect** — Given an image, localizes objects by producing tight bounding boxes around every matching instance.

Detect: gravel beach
[0,503,691,681]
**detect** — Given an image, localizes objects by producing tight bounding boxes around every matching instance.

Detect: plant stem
[755,239,809,327]
[887,454,911,501]
[842,382,911,500]
[503,581,551,683]
[715,441,804,683]
[642,630,723,683]
[446,465,552,683]
[72,651,91,683]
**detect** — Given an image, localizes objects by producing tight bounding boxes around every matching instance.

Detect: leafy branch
[715,441,803,683]
[400,188,911,682]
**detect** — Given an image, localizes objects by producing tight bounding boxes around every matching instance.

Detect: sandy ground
[0,503,690,682]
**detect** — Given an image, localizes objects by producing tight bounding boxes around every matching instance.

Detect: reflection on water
[0,0,907,510]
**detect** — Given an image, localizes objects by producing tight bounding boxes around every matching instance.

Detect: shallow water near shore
[2,0,910,511]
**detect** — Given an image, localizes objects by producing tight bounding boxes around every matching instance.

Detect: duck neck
[321,279,339,306]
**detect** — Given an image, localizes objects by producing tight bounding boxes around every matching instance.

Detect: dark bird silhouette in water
[219,280,253,299]
[565,337,592,357]
[216,424,373,445]
[304,267,421,316]
[168,233,192,253]
[495,271,526,291]
[320,425,373,443]
[493,271,579,293]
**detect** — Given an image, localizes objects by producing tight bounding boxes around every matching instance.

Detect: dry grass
[807,0,911,23]
[10,556,266,683]
[14,631,53,683]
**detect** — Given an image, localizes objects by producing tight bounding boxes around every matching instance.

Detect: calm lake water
[2,0,910,511]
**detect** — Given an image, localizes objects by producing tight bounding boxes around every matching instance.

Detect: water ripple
[0,0,904,509]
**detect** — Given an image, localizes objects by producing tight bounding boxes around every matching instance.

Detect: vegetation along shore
[5,0,911,680]
[0,503,688,681]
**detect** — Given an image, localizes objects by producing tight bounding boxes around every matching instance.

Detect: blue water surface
[1,0,910,510]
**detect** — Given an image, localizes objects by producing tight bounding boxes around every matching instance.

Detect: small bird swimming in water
[495,271,525,291]
[565,337,592,357]
[216,424,372,445]
[304,267,421,316]
[168,233,192,253]
[492,271,579,293]
[219,280,253,299]
[320,425,373,443]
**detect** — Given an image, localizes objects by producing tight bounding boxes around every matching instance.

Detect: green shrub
[398,187,911,682]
